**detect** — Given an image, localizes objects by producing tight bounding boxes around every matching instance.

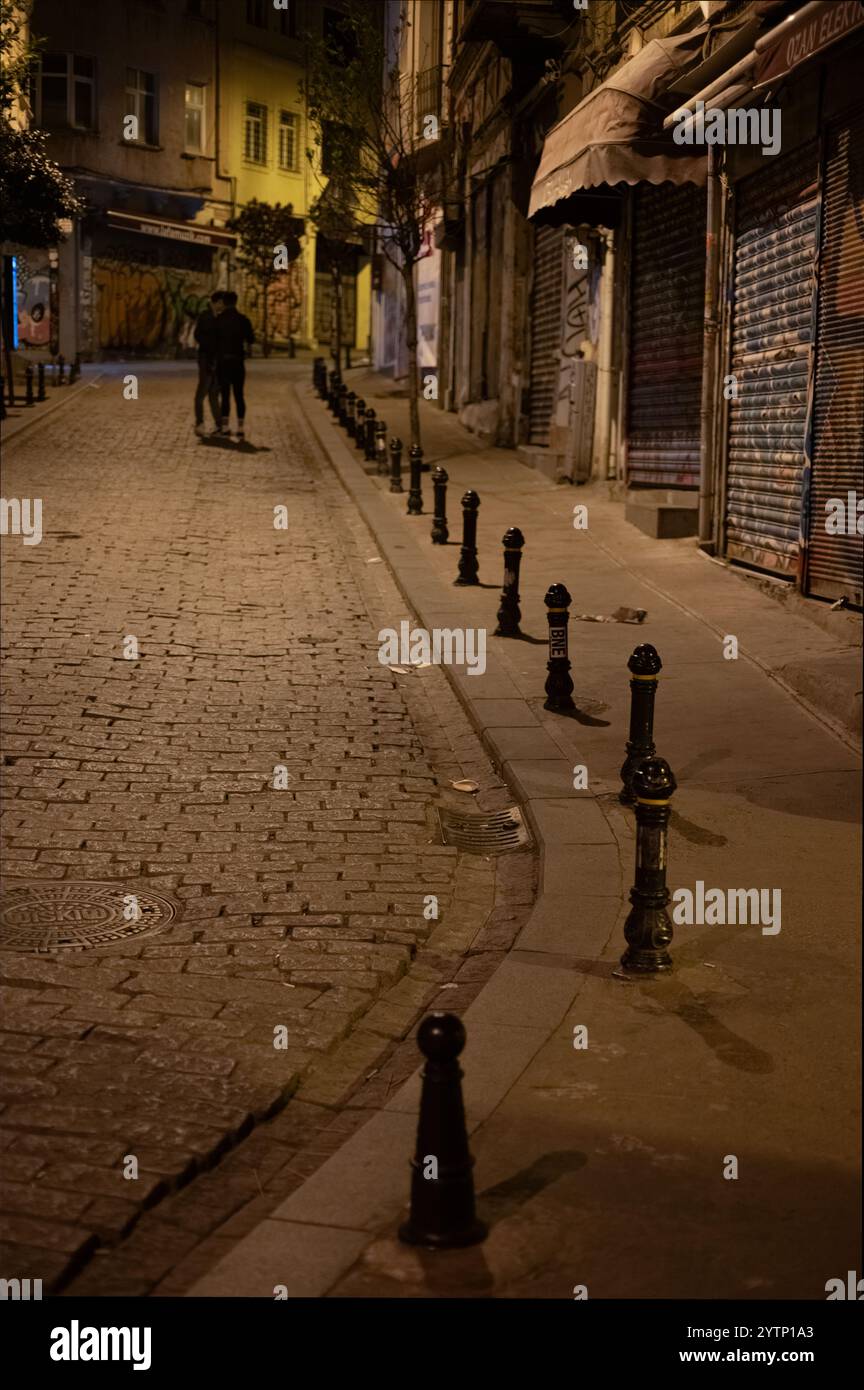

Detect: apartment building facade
[21,0,356,360]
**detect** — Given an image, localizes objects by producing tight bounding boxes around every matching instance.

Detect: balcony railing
[398,64,448,143]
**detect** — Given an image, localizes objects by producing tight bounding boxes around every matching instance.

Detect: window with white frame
[244,101,267,164]
[184,83,206,153]
[125,67,157,144]
[39,53,96,130]
[278,110,298,171]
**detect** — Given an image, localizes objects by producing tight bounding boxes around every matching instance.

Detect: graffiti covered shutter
[528,224,564,446]
[90,227,214,355]
[626,182,706,489]
[724,143,818,576]
[806,105,864,606]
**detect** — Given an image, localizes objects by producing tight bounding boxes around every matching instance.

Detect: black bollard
[345,389,356,436]
[407,445,423,514]
[431,466,448,544]
[364,407,377,461]
[327,370,339,412]
[69,353,80,384]
[37,362,46,401]
[389,436,404,493]
[25,364,35,406]
[620,644,662,804]
[619,756,677,974]
[454,490,480,585]
[543,583,575,712]
[494,528,525,637]
[398,1013,487,1249]
[353,398,366,446]
[374,420,388,474]
[57,354,65,385]
[313,355,324,394]
[337,382,348,428]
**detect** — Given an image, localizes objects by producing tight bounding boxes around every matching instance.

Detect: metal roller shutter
[724,143,818,576]
[806,105,864,606]
[627,182,706,488]
[528,224,564,446]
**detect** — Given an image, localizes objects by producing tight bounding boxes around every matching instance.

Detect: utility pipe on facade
[698,145,722,548]
[662,1,826,129]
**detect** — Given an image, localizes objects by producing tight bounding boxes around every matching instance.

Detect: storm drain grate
[437,805,531,855]
[0,882,179,953]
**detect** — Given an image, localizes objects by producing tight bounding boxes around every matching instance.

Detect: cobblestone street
[0,364,524,1293]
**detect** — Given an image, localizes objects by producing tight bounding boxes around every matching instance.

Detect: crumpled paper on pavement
[574,607,646,624]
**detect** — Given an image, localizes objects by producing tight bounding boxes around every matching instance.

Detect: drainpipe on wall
[213,3,237,226]
[698,145,721,548]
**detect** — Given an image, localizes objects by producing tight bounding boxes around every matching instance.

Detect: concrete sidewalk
[188,375,861,1300]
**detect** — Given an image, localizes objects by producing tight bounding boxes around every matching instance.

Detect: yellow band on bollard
[635,796,671,805]
[630,674,659,681]
[547,608,568,614]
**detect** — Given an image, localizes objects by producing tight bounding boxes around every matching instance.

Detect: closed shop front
[626,181,706,488]
[527,224,564,446]
[805,104,864,605]
[723,143,818,576]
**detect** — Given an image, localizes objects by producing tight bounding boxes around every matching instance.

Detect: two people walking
[194,290,255,441]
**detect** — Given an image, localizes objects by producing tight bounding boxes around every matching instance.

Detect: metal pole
[619,644,662,804]
[698,145,721,547]
[407,445,423,513]
[454,491,480,585]
[543,583,575,712]
[619,757,677,974]
[494,528,524,637]
[431,466,448,544]
[374,420,388,473]
[398,1013,487,1249]
[364,407,377,461]
[389,436,404,493]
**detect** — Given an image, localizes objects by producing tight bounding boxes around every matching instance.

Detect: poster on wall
[16,260,51,349]
[416,220,440,375]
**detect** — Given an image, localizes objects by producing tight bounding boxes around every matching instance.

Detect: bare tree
[304,3,444,450]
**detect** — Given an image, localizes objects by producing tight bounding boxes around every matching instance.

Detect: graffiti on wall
[92,248,213,353]
[242,261,305,341]
[15,253,51,347]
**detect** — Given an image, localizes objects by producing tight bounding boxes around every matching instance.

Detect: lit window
[185,84,206,153]
[125,67,157,145]
[244,101,267,164]
[278,111,298,171]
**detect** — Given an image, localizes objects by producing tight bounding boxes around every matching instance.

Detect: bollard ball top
[366,407,376,419]
[503,527,525,549]
[409,444,423,459]
[417,1012,466,1062]
[632,757,677,802]
[461,490,480,510]
[628,643,662,677]
[432,465,448,483]
[544,582,572,609]
[389,435,402,449]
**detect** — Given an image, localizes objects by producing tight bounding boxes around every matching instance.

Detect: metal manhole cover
[437,806,531,855]
[0,882,179,953]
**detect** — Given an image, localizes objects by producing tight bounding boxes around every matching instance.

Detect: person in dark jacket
[193,290,225,436]
[214,291,255,440]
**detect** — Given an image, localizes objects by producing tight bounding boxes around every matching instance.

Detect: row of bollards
[2,358,67,412]
[399,748,677,1249]
[310,365,680,1251]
